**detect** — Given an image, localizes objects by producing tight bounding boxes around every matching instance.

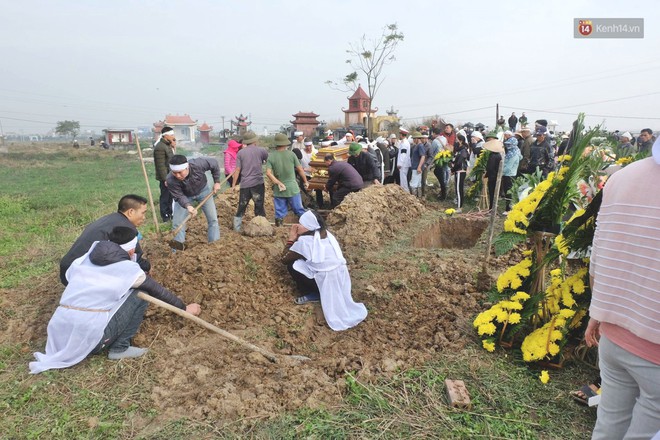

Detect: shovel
[137,292,311,364]
[169,174,232,250]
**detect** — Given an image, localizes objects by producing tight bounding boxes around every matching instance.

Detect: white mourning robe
[29,242,144,374]
[290,232,367,331]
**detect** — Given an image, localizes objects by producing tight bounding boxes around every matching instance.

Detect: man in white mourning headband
[167,154,222,248]
[153,126,177,221]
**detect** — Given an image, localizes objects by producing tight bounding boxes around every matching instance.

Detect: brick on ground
[445,379,471,409]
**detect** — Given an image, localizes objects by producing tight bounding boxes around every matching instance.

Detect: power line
[500,105,660,121]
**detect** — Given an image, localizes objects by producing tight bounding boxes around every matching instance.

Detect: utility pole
[496,103,499,127]
[221,116,225,140]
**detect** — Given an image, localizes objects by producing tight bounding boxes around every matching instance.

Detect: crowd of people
[29,122,660,439]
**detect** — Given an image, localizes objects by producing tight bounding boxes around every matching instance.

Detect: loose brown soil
[2,184,515,422]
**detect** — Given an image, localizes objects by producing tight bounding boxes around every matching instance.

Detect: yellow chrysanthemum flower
[539,370,550,384]
[482,340,496,352]
[508,313,522,324]
[445,208,456,215]
[478,322,497,336]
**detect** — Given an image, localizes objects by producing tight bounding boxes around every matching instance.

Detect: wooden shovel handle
[170,174,231,238]
[136,291,279,362]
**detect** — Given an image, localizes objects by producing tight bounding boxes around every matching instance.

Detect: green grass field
[0,144,598,439]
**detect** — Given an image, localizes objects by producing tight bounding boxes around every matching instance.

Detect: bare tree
[325,23,404,136]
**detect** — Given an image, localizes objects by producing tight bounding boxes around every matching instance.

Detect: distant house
[152,114,198,143]
[103,129,134,145]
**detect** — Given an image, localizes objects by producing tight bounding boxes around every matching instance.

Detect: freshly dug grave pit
[412,216,489,249]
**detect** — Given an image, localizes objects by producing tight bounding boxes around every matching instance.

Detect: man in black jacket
[347,143,379,187]
[30,227,201,373]
[60,194,151,286]
[153,126,176,221]
[324,153,363,207]
[528,126,555,177]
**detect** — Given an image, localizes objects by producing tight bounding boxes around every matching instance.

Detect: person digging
[167,154,222,248]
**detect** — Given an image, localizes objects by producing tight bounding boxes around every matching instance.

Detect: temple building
[290,111,320,139]
[231,114,251,136]
[342,85,377,128]
[197,122,213,145]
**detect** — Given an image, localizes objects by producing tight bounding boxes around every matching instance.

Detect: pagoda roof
[164,114,196,125]
[198,122,213,131]
[292,111,319,118]
[348,85,369,100]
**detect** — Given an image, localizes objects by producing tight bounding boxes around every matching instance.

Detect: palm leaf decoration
[467,149,490,198]
[528,114,600,232]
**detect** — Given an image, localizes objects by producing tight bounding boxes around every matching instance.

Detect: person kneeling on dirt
[281,210,367,331]
[29,227,201,374]
[167,154,222,246]
[60,194,151,286]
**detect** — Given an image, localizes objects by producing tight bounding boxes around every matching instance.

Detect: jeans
[274,194,306,219]
[158,180,173,221]
[172,186,220,243]
[235,184,266,218]
[592,335,660,440]
[91,290,148,354]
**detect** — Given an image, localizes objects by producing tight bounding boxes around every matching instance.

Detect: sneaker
[108,346,148,360]
[294,293,320,305]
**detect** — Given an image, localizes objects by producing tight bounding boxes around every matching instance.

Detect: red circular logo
[578,20,593,36]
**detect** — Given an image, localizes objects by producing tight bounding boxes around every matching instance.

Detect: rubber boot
[233,216,242,232]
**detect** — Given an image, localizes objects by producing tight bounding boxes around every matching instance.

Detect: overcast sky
[1,0,658,136]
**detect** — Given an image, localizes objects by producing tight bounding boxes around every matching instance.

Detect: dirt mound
[9,183,493,422]
[327,184,427,250]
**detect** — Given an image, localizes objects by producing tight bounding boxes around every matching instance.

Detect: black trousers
[287,262,320,296]
[235,184,266,218]
[455,172,466,208]
[487,177,498,210]
[331,186,359,208]
[433,166,447,199]
[158,180,173,221]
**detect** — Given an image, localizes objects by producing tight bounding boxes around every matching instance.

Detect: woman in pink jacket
[224,139,242,186]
